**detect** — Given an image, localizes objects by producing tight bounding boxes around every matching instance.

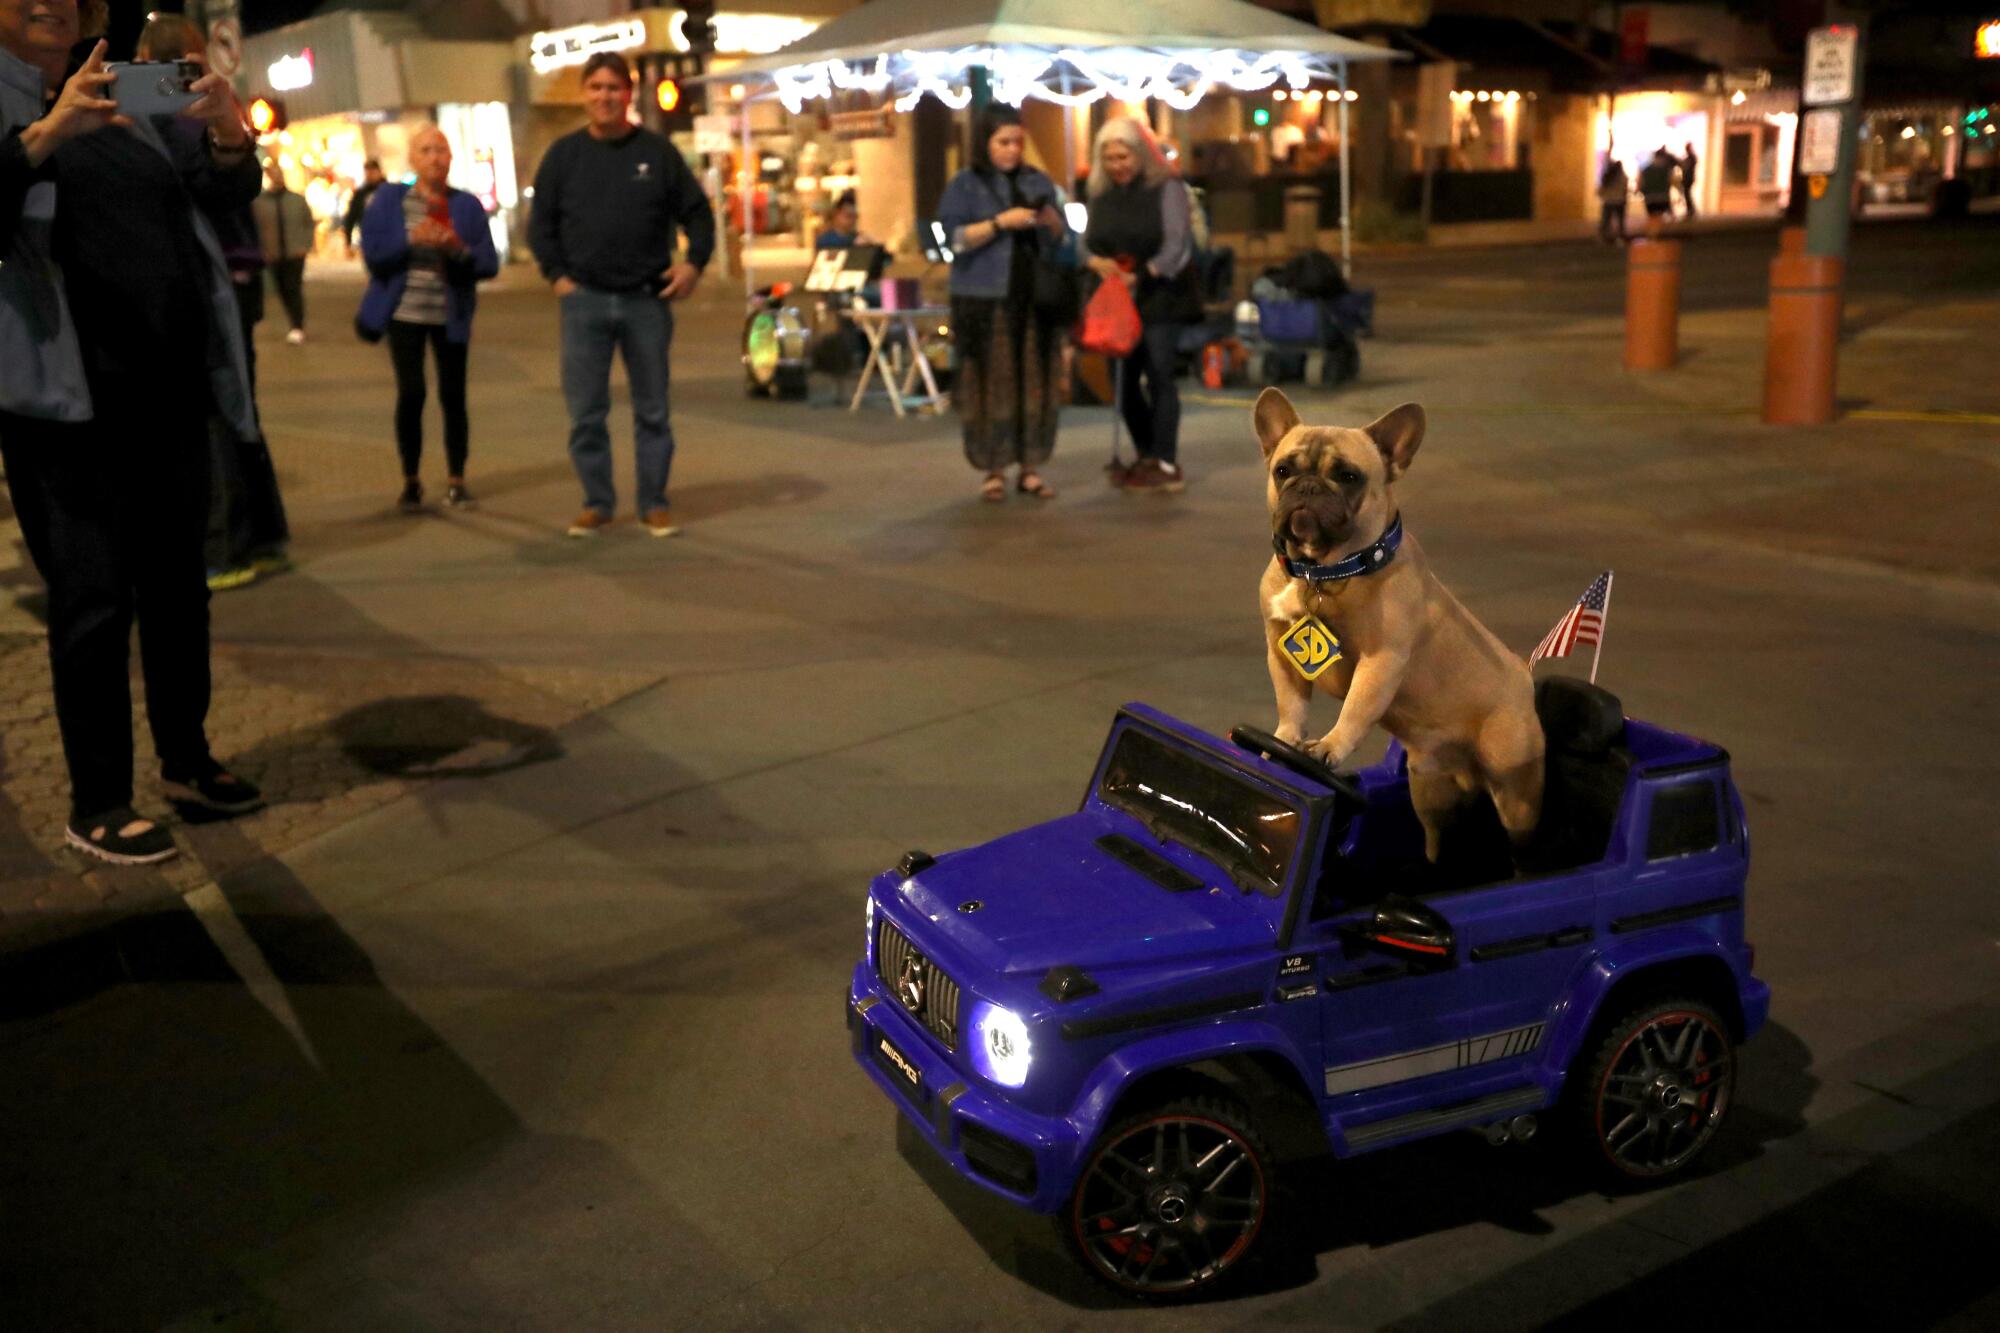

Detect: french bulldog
[1254,388,1544,861]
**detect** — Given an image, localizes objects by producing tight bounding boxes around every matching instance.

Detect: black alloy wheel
[1067,1097,1272,1299]
[1577,997,1735,1181]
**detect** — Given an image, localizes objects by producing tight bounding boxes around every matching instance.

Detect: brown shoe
[642,508,681,538]
[566,509,612,537]
[1121,459,1186,494]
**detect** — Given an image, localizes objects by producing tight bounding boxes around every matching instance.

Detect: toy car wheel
[1573,997,1734,1182]
[1066,1096,1273,1300]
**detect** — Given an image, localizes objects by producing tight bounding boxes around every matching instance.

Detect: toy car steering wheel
[1229,726,1365,803]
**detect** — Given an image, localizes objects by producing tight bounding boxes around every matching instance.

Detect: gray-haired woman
[1082,117,1199,493]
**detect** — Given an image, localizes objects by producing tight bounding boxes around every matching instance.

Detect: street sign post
[1800,23,1863,260]
[1765,21,1864,425]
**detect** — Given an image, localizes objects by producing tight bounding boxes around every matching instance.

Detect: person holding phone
[0,6,266,864]
[356,123,500,512]
[936,105,1070,503]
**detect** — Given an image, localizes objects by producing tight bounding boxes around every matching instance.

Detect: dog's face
[1253,389,1426,565]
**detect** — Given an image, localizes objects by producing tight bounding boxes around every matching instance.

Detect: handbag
[1033,232,1083,323]
[1074,274,1142,357]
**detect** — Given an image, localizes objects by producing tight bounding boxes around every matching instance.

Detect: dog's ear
[1253,388,1300,460]
[1364,403,1426,481]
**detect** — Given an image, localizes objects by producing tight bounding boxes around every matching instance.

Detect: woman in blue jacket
[358,125,499,511]
[936,106,1069,502]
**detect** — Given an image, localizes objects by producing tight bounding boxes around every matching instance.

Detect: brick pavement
[0,592,651,957]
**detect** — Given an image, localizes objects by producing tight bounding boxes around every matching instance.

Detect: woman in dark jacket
[358,123,500,512]
[1,15,267,864]
[1082,117,1198,494]
[936,106,1069,502]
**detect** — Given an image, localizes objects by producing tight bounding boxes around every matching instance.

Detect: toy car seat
[1531,677,1631,870]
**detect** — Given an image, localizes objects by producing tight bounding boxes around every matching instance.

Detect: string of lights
[771,46,1342,114]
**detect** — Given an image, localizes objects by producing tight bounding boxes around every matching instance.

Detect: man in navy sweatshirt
[529,51,715,538]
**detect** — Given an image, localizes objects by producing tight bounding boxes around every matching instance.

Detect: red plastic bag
[1074,275,1142,357]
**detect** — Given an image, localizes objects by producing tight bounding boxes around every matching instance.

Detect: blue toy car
[847,678,1768,1299]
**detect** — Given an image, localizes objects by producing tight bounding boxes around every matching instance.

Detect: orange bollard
[1762,252,1844,424]
[1623,238,1681,371]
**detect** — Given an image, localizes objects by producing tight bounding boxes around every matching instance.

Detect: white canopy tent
[706,0,1399,294]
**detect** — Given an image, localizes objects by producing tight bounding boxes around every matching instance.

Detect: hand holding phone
[104,60,203,119]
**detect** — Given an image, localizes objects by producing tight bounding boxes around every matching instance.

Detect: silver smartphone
[105,60,203,118]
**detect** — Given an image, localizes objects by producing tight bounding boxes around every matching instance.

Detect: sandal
[66,806,178,865]
[162,763,265,816]
[1017,472,1057,500]
[980,474,1007,503]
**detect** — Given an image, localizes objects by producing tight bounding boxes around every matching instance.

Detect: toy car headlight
[971,1002,1032,1088]
[865,895,876,965]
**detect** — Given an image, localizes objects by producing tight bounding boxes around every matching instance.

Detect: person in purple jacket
[357,125,500,512]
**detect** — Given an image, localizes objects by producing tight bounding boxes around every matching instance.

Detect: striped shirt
[393,189,450,326]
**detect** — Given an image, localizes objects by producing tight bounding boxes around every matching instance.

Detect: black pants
[0,409,215,820]
[387,320,469,477]
[1598,202,1626,241]
[270,257,306,331]
[1117,321,1184,465]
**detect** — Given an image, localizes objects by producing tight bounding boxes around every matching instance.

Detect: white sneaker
[285,328,306,345]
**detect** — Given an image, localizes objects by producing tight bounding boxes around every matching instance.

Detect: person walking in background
[1083,116,1199,494]
[357,124,499,513]
[1679,141,1699,220]
[936,105,1068,503]
[135,13,289,593]
[342,157,384,256]
[1597,157,1629,244]
[1638,147,1677,235]
[1,12,266,864]
[254,159,313,343]
[528,51,713,539]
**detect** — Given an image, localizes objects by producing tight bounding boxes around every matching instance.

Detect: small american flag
[1530,571,1614,681]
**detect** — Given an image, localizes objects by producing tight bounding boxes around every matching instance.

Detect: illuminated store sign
[530,19,648,74]
[670,12,818,55]
[1976,20,2000,58]
[267,49,314,91]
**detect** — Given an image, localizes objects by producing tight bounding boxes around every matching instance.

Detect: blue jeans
[559,286,675,517]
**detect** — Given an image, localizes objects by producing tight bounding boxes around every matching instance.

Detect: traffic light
[641,54,702,132]
[247,95,287,137]
[681,0,717,55]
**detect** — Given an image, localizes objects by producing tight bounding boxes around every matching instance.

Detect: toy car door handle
[1342,895,1456,963]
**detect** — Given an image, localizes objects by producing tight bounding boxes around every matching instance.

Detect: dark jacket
[0,46,90,421]
[356,183,500,344]
[936,165,1065,300]
[1083,177,1199,325]
[342,178,381,244]
[528,125,714,291]
[0,51,257,435]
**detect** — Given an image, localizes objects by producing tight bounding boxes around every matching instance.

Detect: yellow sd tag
[1280,613,1342,680]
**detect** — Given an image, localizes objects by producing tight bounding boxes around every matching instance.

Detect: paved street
[2,217,1996,1330]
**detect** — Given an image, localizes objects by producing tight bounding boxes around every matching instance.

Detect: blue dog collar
[1275,515,1404,583]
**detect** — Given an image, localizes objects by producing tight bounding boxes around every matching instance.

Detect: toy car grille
[877,919,960,1051]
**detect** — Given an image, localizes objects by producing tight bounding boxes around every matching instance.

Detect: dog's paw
[1302,736,1350,768]
[1274,725,1308,748]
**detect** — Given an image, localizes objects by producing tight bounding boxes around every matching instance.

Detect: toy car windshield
[1095,727,1303,897]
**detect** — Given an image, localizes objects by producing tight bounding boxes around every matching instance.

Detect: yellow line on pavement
[1180,393,2000,427]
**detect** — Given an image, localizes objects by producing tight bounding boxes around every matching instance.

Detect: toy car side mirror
[1345,894,1455,965]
